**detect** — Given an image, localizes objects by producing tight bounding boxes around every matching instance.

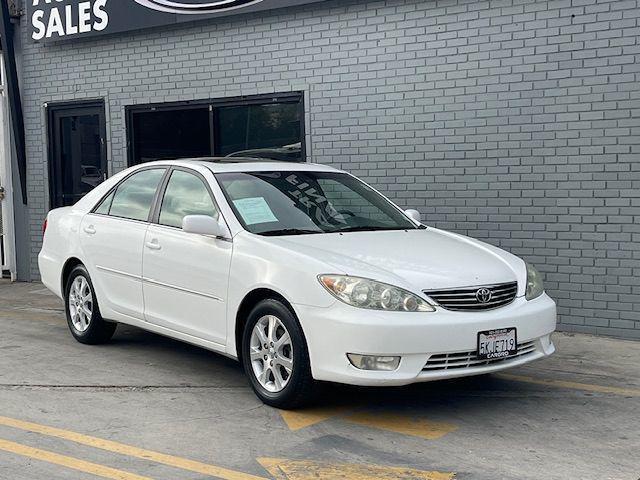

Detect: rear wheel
[242,299,314,409]
[64,265,116,345]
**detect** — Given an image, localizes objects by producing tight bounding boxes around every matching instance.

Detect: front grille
[422,341,536,371]
[424,282,518,311]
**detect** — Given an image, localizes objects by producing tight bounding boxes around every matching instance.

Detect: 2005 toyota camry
[39,159,556,408]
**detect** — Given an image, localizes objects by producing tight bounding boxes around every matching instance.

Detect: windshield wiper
[260,225,417,236]
[332,226,409,233]
[260,228,323,236]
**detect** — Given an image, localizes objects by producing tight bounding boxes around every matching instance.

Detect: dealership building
[0,0,638,338]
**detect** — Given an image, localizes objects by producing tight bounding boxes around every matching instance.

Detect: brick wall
[18,0,640,338]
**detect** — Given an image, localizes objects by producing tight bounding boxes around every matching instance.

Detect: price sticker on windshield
[233,197,278,225]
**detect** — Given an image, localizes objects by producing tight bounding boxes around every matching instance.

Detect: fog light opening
[347,354,401,371]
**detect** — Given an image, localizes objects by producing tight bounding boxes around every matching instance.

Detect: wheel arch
[234,288,300,363]
[61,257,85,295]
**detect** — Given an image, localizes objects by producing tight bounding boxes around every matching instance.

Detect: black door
[48,102,107,208]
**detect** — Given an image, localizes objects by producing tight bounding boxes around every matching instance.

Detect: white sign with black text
[31,0,109,41]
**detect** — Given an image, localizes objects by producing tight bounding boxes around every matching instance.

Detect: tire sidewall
[242,299,311,405]
[65,265,101,340]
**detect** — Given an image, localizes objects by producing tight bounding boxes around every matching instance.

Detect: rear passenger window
[159,170,218,228]
[94,191,114,215]
[108,169,165,221]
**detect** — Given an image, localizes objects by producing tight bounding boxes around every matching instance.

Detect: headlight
[525,263,544,300]
[318,275,435,312]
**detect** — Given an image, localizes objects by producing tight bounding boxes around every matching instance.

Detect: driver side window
[159,170,218,228]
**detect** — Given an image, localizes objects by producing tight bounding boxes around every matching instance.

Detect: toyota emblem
[134,0,264,15]
[475,288,492,304]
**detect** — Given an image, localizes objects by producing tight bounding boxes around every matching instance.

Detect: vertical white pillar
[0,55,17,281]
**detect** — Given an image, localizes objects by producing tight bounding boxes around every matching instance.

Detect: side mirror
[404,209,422,224]
[182,215,230,239]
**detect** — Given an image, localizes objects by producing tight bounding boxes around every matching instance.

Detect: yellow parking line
[0,415,267,480]
[344,412,457,440]
[258,458,455,480]
[496,373,640,397]
[279,406,351,431]
[279,408,458,440]
[0,438,153,480]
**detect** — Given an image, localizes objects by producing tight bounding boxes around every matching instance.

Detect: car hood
[268,228,526,294]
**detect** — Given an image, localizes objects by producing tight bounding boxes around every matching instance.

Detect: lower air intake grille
[424,282,518,311]
[422,341,536,371]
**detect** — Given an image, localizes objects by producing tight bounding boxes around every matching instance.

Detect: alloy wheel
[68,276,93,332]
[249,315,294,393]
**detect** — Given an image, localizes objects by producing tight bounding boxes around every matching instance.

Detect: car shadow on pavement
[107,324,245,375]
[108,323,550,415]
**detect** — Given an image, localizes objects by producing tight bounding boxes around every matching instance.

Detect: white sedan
[39,159,556,408]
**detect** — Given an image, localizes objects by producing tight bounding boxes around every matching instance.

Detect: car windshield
[217,171,418,236]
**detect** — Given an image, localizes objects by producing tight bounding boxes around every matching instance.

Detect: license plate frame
[477,328,517,360]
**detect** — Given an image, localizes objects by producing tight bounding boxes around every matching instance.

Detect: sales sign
[28,0,330,42]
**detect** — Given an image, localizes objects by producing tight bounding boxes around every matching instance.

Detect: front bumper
[294,293,557,386]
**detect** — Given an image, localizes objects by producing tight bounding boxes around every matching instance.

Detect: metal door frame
[47,100,107,208]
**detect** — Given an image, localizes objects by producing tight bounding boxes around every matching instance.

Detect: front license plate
[477,328,517,360]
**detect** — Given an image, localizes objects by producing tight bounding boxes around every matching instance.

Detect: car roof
[149,157,343,174]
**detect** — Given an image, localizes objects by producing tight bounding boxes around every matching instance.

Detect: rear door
[142,167,231,345]
[80,167,166,320]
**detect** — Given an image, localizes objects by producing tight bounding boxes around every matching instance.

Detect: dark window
[127,93,304,166]
[216,103,302,161]
[130,108,210,165]
[109,169,165,221]
[159,170,218,228]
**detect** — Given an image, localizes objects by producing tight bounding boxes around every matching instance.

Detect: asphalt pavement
[0,280,638,480]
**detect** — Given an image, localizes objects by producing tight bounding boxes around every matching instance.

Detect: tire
[242,299,315,409]
[64,265,116,345]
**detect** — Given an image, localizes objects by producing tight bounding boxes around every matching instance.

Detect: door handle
[83,225,96,235]
[145,239,161,251]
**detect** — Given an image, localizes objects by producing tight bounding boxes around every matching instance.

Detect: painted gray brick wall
[18,0,640,338]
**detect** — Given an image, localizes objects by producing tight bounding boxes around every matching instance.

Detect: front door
[142,168,231,346]
[48,102,107,208]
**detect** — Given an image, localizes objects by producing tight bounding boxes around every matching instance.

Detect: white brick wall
[18,0,640,338]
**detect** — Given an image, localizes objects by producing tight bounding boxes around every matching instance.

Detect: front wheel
[242,299,314,409]
[64,265,116,345]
